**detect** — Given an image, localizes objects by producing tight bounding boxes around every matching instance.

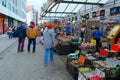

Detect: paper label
[95,68,105,78]
[78,73,86,80]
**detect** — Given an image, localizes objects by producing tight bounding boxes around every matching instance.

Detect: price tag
[78,73,86,80]
[95,68,105,78]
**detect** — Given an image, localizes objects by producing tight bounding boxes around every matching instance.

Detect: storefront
[4,16,8,34]
[0,14,4,34]
[8,17,14,27]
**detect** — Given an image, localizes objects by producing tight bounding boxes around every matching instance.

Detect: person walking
[92,27,102,51]
[7,27,13,39]
[16,22,26,52]
[43,23,55,66]
[26,22,38,53]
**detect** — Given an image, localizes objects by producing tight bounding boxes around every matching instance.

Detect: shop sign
[47,0,52,4]
[100,10,105,16]
[78,73,86,80]
[118,6,120,14]
[110,7,118,15]
[92,12,96,18]
[95,68,105,78]
[72,17,74,21]
[96,11,100,17]
[86,14,89,19]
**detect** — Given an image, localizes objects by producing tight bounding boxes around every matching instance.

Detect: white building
[0,0,26,34]
[26,6,38,26]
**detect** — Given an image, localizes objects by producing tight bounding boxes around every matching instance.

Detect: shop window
[2,0,6,7]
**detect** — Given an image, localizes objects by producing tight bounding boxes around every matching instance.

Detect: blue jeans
[44,48,54,65]
[8,32,12,39]
[28,38,36,52]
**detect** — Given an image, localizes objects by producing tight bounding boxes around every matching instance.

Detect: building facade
[26,6,38,26]
[0,0,26,34]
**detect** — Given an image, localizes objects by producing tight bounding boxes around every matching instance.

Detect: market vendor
[92,27,102,51]
[65,23,72,36]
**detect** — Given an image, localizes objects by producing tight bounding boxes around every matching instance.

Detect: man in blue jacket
[16,22,27,52]
[65,23,71,36]
[92,27,102,51]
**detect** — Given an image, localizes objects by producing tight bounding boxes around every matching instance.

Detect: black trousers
[28,38,36,52]
[94,38,101,51]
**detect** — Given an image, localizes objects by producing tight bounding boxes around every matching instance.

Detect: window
[8,3,11,11]
[13,0,14,4]
[15,9,17,14]
[12,6,14,12]
[15,0,17,6]
[2,0,6,7]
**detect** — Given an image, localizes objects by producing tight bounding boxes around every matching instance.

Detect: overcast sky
[26,0,47,12]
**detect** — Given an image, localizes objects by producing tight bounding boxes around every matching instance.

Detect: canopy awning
[41,0,109,20]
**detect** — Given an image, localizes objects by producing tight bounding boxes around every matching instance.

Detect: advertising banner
[100,10,105,16]
[92,12,96,18]
[110,7,118,15]
[47,0,52,5]
[96,11,100,17]
[86,13,89,19]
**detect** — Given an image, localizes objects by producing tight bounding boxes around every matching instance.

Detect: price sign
[95,68,105,78]
[78,73,86,80]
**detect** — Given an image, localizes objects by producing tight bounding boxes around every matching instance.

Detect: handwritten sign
[95,68,105,78]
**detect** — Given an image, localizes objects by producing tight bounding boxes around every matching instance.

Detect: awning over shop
[41,0,109,20]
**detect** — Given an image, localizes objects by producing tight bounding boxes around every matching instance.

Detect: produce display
[57,24,120,80]
[93,58,120,78]
[56,36,81,55]
[94,58,120,69]
[78,67,104,80]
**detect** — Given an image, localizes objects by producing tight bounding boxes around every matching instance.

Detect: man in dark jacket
[16,22,27,52]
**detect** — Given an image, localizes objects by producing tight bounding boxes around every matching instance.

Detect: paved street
[0,36,73,80]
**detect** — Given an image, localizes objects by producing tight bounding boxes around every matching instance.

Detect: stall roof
[41,0,109,19]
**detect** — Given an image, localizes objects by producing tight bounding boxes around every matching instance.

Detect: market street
[0,36,73,80]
